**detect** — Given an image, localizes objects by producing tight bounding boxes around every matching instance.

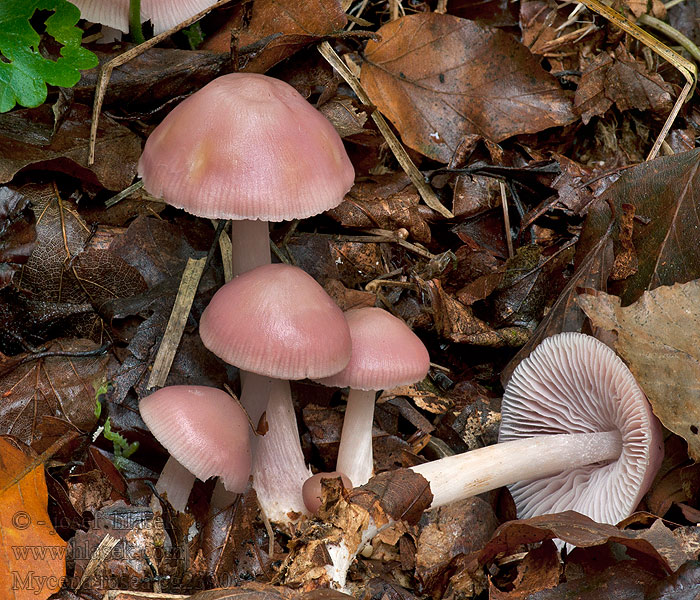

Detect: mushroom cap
[71,0,220,34]
[315,307,430,390]
[138,73,355,220]
[139,385,251,492]
[199,264,352,379]
[499,332,663,525]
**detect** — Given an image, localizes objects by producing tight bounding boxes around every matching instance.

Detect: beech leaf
[578,280,700,460]
[360,13,575,162]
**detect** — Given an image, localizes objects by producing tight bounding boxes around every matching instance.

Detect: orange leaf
[0,437,66,599]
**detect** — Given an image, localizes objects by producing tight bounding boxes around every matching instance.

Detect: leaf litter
[1,0,700,598]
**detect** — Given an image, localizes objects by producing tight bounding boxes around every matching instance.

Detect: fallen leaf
[577,280,700,460]
[0,436,66,600]
[581,149,700,305]
[478,511,671,572]
[574,45,674,124]
[0,338,109,445]
[415,497,500,597]
[0,186,36,289]
[490,541,560,599]
[18,183,147,312]
[203,0,346,73]
[360,13,575,162]
[0,103,141,190]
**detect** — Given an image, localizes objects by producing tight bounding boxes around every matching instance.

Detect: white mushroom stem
[336,389,376,486]
[412,430,622,509]
[252,379,312,522]
[231,219,271,277]
[155,457,196,512]
[320,430,623,590]
[230,222,312,522]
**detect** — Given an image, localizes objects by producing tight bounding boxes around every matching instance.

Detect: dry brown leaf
[0,437,66,600]
[0,339,109,445]
[577,280,700,460]
[360,13,575,162]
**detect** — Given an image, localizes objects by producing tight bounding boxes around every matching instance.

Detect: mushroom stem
[239,371,273,429]
[155,457,197,512]
[412,430,622,509]
[302,430,623,590]
[231,219,271,277]
[252,379,312,522]
[336,389,376,486]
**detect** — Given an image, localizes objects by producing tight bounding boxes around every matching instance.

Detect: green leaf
[0,0,98,112]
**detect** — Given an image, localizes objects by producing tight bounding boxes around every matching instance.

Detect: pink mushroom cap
[71,0,220,34]
[199,263,352,379]
[499,332,664,525]
[315,307,430,390]
[138,73,355,220]
[139,385,251,492]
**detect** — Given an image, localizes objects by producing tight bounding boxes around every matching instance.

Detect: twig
[318,41,453,218]
[500,181,514,259]
[89,0,234,165]
[637,14,700,63]
[105,180,144,208]
[146,257,206,390]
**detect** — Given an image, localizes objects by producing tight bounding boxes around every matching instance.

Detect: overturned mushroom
[283,332,664,589]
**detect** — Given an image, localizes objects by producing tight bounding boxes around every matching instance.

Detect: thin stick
[89,0,234,165]
[318,41,453,218]
[147,257,206,390]
[500,181,514,258]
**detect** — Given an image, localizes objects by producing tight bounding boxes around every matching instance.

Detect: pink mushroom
[315,307,430,486]
[139,385,251,512]
[199,263,352,521]
[71,0,220,35]
[138,72,355,276]
[299,332,664,589]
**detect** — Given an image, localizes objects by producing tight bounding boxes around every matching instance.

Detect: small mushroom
[139,385,251,512]
[315,307,430,486]
[199,263,352,521]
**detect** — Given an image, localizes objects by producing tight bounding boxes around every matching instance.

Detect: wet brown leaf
[0,187,36,290]
[501,221,613,385]
[578,280,700,460]
[490,541,561,599]
[328,176,432,244]
[415,497,500,596]
[18,184,147,311]
[75,47,229,109]
[478,511,671,572]
[360,13,575,162]
[348,468,433,525]
[204,0,346,73]
[0,104,141,191]
[582,149,700,305]
[574,45,674,124]
[286,232,386,286]
[0,339,109,445]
